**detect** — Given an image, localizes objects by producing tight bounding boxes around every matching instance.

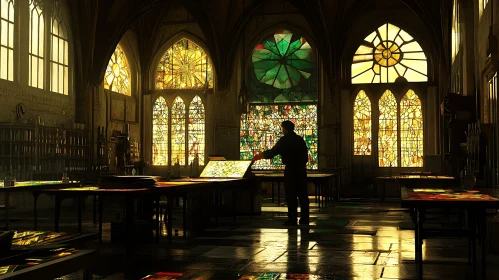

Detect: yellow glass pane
[378,90,398,167]
[171,96,186,165]
[29,0,44,88]
[188,96,205,165]
[104,44,131,95]
[400,90,423,167]
[351,23,427,84]
[156,39,213,89]
[153,97,168,165]
[353,91,372,155]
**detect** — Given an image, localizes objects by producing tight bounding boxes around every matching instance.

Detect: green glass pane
[286,39,303,56]
[276,39,290,56]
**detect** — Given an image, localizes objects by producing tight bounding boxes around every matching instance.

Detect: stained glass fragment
[188,96,205,165]
[353,90,372,155]
[352,23,427,84]
[156,39,213,89]
[400,90,423,167]
[0,0,14,81]
[104,44,131,95]
[171,97,186,165]
[378,90,398,167]
[152,97,168,165]
[240,105,318,169]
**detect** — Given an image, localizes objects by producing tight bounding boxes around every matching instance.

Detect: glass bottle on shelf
[4,172,15,187]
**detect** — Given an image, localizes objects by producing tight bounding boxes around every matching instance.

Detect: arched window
[353,90,372,155]
[171,97,186,165]
[152,96,168,165]
[352,23,427,84]
[378,90,398,167]
[452,0,460,63]
[104,44,131,95]
[240,29,318,169]
[50,0,69,95]
[29,0,44,89]
[188,96,205,165]
[400,90,423,167]
[156,38,213,89]
[0,0,14,81]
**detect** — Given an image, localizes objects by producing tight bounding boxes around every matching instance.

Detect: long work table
[375,175,457,202]
[40,177,254,257]
[401,187,499,280]
[252,172,339,206]
[0,181,80,230]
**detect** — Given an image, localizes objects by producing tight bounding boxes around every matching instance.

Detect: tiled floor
[5,198,499,279]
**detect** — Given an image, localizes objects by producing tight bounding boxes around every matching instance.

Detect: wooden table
[401,187,499,280]
[376,175,457,202]
[253,172,338,206]
[0,181,80,230]
[0,248,96,280]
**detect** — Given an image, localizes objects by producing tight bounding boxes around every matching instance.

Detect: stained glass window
[152,96,168,165]
[353,90,372,155]
[378,90,398,167]
[240,105,318,169]
[249,29,317,103]
[50,0,69,95]
[104,44,131,95]
[171,96,186,165]
[188,96,205,165]
[452,0,460,63]
[156,38,213,89]
[29,0,44,89]
[0,0,14,81]
[400,90,423,167]
[352,23,427,84]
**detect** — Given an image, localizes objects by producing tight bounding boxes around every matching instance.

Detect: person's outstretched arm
[252,138,283,162]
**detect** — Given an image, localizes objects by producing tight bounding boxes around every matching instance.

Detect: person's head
[281,120,295,135]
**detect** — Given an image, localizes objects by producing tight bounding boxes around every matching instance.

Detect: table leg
[315,183,318,204]
[125,196,133,259]
[93,195,97,225]
[271,182,275,203]
[167,194,173,244]
[469,209,477,279]
[155,198,160,244]
[479,210,487,280]
[215,189,219,226]
[78,196,82,233]
[278,183,281,206]
[415,208,424,280]
[33,192,40,230]
[183,194,187,239]
[54,196,61,232]
[98,196,103,244]
[232,190,237,223]
[5,192,9,229]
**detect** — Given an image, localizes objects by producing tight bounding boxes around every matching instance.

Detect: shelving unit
[0,124,90,181]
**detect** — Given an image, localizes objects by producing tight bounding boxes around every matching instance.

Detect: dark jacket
[263,131,308,170]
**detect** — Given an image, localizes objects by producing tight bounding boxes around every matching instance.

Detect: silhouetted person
[252,120,309,226]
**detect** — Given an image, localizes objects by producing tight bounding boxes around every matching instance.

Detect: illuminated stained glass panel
[152,97,168,165]
[378,90,398,167]
[50,0,69,95]
[29,0,44,89]
[188,96,205,165]
[352,23,427,84]
[171,97,186,165]
[252,29,315,89]
[200,160,252,178]
[104,44,131,95]
[0,0,14,81]
[156,38,213,89]
[353,90,372,155]
[240,105,318,169]
[400,90,423,167]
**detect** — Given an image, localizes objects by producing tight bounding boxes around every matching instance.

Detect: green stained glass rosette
[252,30,314,89]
